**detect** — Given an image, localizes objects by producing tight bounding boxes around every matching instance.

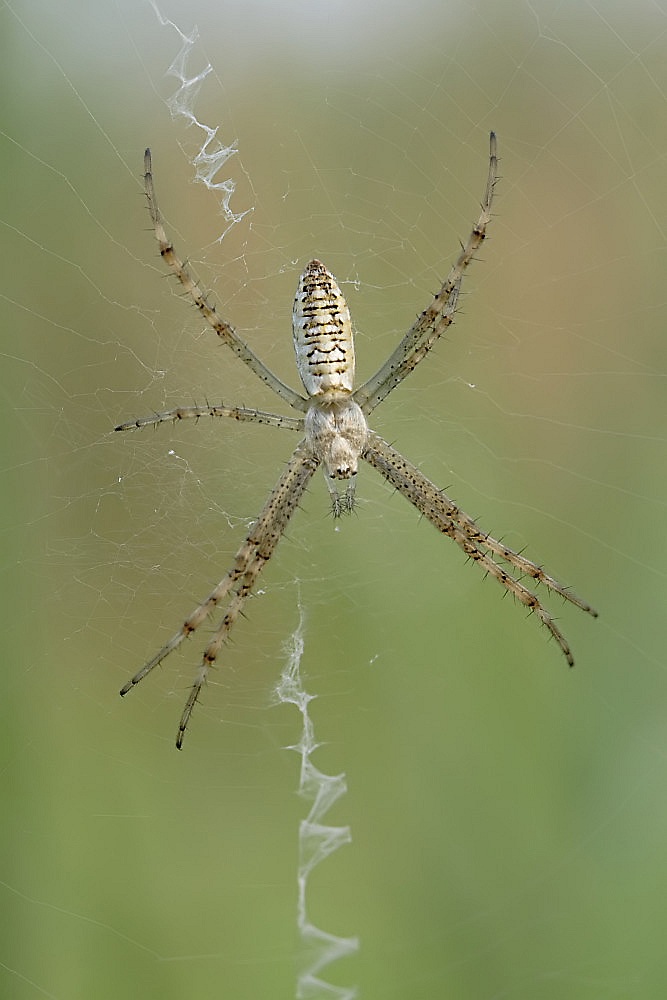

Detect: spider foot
[330,483,356,518]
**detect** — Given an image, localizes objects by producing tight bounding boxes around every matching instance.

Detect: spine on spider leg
[293,260,355,397]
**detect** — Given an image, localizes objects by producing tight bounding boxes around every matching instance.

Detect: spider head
[305,396,368,514]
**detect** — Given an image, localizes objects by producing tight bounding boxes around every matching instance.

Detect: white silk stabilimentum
[275,604,359,1000]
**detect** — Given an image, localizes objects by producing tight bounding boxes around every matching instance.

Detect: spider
[118,134,597,748]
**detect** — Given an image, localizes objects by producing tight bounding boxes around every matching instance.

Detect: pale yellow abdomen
[292,259,355,397]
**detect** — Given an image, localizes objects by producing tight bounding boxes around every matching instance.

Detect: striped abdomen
[292,259,355,397]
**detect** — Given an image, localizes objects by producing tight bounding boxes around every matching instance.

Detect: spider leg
[323,473,357,517]
[426,483,597,616]
[354,133,497,415]
[363,431,596,665]
[119,440,319,747]
[143,149,308,413]
[115,403,304,433]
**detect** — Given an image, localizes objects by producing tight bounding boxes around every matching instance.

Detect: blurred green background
[1,0,666,997]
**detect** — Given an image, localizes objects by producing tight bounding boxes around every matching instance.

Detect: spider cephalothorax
[118,135,597,748]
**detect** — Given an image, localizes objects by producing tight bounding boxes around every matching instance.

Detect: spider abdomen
[293,259,355,397]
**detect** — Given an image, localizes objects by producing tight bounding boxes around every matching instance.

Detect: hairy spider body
[293,258,356,395]
[117,135,597,748]
[295,258,368,511]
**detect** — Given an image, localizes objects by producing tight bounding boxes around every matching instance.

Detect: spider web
[1,0,666,998]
